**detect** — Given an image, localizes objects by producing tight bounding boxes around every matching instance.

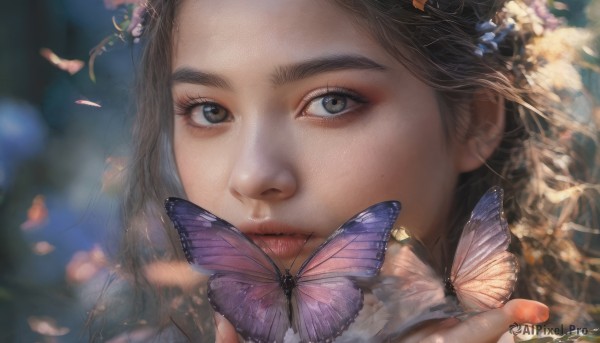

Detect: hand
[400,299,549,343]
[213,300,548,343]
[214,314,239,343]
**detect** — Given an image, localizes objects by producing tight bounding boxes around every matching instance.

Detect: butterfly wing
[209,273,290,343]
[165,197,278,276]
[298,201,401,280]
[292,276,363,343]
[378,241,459,339]
[164,197,289,343]
[450,187,518,312]
[293,201,401,342]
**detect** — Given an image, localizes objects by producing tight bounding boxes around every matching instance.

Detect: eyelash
[173,87,369,128]
[300,87,368,121]
[174,94,214,118]
[173,94,227,130]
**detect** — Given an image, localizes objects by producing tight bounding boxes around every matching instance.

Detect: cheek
[381,129,457,240]
[173,123,229,207]
[306,108,458,241]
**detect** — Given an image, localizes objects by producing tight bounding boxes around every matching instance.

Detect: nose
[228,122,298,203]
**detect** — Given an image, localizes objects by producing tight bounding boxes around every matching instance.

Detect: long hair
[90,0,600,340]
[331,0,600,325]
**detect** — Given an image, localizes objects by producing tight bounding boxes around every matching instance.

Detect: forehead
[172,0,395,71]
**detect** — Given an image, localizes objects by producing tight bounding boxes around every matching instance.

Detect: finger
[214,314,238,343]
[497,331,517,343]
[421,299,549,343]
[503,299,549,324]
[400,318,459,343]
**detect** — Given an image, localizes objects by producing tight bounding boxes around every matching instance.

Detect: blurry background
[0,1,598,342]
[0,1,136,342]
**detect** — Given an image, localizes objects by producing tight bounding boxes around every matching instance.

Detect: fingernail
[535,305,550,323]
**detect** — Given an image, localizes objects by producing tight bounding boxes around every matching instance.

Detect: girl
[91,0,599,342]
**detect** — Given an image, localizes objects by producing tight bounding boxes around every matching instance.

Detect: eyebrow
[170,55,387,88]
[171,68,232,89]
[271,55,387,86]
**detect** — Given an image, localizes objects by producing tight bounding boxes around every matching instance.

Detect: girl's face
[172,0,473,268]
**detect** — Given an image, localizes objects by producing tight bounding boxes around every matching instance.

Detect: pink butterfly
[378,187,518,338]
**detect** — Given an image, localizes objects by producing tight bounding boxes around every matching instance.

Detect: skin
[170,0,548,341]
[173,0,461,264]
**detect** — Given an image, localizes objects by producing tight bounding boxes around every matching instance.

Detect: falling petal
[32,241,55,255]
[65,245,107,284]
[27,316,70,336]
[21,195,48,231]
[40,48,84,75]
[143,261,206,290]
[75,99,102,108]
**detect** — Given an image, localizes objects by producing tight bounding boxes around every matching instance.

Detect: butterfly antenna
[289,232,313,272]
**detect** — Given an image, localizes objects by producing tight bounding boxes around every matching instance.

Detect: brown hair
[89,0,600,340]
[335,0,600,325]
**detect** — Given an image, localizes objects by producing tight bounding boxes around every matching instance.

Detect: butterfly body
[281,270,295,323]
[282,270,296,298]
[165,198,400,343]
[444,278,456,298]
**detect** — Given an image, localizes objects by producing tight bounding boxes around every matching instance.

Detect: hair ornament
[475,18,515,57]
[88,1,147,81]
[411,0,562,58]
[412,0,427,12]
[391,225,411,242]
[411,0,449,12]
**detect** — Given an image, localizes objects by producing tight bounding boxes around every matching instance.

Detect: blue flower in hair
[474,19,515,57]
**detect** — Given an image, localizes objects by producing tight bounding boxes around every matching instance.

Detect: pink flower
[529,0,562,31]
[127,5,146,38]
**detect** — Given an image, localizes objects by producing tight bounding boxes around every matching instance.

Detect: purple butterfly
[164,198,401,343]
[380,186,518,338]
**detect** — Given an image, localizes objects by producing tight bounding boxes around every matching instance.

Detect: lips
[238,220,313,261]
[246,233,311,260]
